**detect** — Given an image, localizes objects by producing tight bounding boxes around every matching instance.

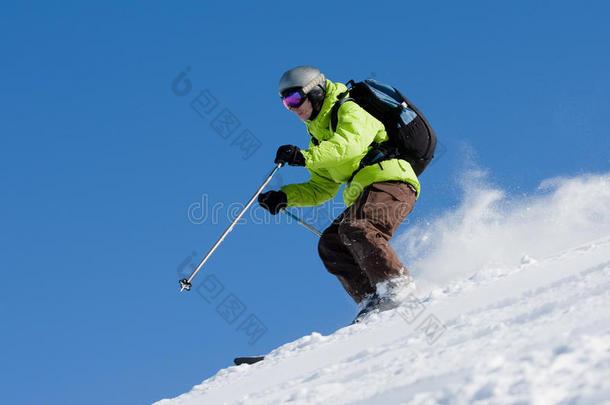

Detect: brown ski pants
[318,181,416,303]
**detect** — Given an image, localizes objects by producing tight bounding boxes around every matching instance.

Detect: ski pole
[179,164,283,292]
[280,208,322,237]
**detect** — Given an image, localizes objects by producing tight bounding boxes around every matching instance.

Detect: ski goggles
[281,89,307,108]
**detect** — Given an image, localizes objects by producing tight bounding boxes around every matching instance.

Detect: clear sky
[1,1,609,404]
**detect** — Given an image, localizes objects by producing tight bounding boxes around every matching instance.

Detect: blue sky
[1,1,609,404]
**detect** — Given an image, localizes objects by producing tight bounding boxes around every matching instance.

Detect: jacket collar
[306,80,348,141]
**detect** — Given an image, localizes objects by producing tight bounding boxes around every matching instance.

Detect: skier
[258,66,424,321]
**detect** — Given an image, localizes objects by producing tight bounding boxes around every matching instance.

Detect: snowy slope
[155,173,610,405]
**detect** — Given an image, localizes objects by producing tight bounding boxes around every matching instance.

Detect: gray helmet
[278,66,326,96]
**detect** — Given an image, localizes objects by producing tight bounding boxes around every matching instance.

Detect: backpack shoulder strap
[330,81,357,133]
[331,97,356,132]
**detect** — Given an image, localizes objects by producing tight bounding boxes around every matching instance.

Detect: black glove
[275,145,306,166]
[258,190,287,215]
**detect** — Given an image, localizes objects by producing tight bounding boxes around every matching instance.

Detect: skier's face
[285,96,313,122]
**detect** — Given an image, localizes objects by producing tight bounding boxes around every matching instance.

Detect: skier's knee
[338,218,367,247]
[317,233,329,257]
[318,230,336,261]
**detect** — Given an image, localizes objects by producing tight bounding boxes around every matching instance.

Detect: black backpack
[331,79,437,176]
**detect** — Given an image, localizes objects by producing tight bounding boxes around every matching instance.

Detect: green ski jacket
[281,80,420,207]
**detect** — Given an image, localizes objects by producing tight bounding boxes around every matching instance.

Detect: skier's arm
[280,169,341,207]
[300,102,381,170]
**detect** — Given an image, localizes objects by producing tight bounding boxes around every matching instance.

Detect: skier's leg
[338,181,416,286]
[318,211,375,303]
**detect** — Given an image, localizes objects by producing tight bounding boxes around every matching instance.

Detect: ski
[234,356,265,365]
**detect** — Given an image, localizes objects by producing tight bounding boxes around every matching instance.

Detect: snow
[155,172,610,405]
